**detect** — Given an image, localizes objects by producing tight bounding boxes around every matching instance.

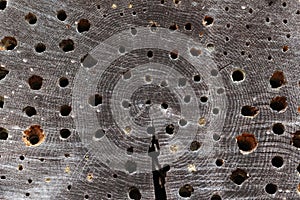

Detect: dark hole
[0,96,4,108]
[29,135,39,145]
[215,159,224,166]
[89,94,102,106]
[203,16,214,26]
[268,55,272,60]
[246,24,250,29]
[161,102,168,109]
[64,153,70,157]
[225,7,229,11]
[292,131,300,148]
[282,46,288,52]
[0,176,6,179]
[20,155,25,160]
[28,179,32,183]
[272,123,284,135]
[230,168,248,185]
[0,0,7,10]
[113,174,118,178]
[57,10,67,21]
[184,23,192,30]
[107,194,111,198]
[1,36,17,50]
[60,129,71,139]
[81,53,97,68]
[59,39,74,52]
[84,195,89,199]
[67,185,71,190]
[77,19,91,33]
[174,0,179,4]
[200,96,208,103]
[166,124,174,134]
[297,10,300,15]
[170,50,178,59]
[59,77,69,87]
[18,165,23,170]
[249,8,253,13]
[28,75,43,90]
[283,19,287,24]
[241,105,259,117]
[268,37,272,41]
[129,187,141,200]
[161,0,165,4]
[271,156,283,168]
[23,106,37,117]
[60,105,72,116]
[211,194,222,200]
[35,43,46,53]
[169,23,178,31]
[236,133,257,152]
[132,11,136,16]
[120,12,124,16]
[270,70,286,88]
[270,96,287,112]
[232,70,244,82]
[193,75,201,82]
[127,146,133,155]
[266,17,270,22]
[147,51,153,58]
[0,127,8,140]
[145,100,151,105]
[297,164,300,173]
[150,23,157,31]
[190,141,201,151]
[282,2,286,7]
[25,193,30,196]
[179,184,194,197]
[0,67,9,80]
[25,13,37,24]
[39,158,44,162]
[265,183,277,194]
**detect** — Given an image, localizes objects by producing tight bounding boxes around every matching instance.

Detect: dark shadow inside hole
[270,96,287,112]
[57,10,67,21]
[241,105,259,117]
[215,159,224,166]
[29,135,39,145]
[60,129,71,139]
[211,194,222,200]
[270,70,286,88]
[232,70,244,82]
[0,0,7,10]
[129,187,141,200]
[81,53,98,68]
[165,124,174,134]
[0,127,8,140]
[265,183,277,194]
[23,106,37,117]
[230,168,248,185]
[89,94,102,106]
[28,75,43,90]
[35,43,46,53]
[184,23,192,30]
[236,133,257,152]
[0,96,4,108]
[25,12,37,24]
[59,39,74,52]
[271,156,283,168]
[203,16,214,26]
[272,123,284,135]
[161,102,168,109]
[292,131,300,148]
[59,77,69,87]
[77,19,91,33]
[179,184,194,197]
[1,36,17,50]
[190,141,201,151]
[60,105,72,116]
[0,67,9,80]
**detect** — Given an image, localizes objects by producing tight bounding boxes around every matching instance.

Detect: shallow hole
[129,187,141,200]
[241,105,259,117]
[183,95,191,103]
[190,47,201,56]
[213,108,219,115]
[59,77,69,87]
[81,53,97,68]
[271,156,283,168]
[169,23,179,31]
[236,133,258,153]
[131,27,137,35]
[35,43,46,53]
[1,36,17,50]
[179,184,194,197]
[22,125,45,146]
[213,134,220,141]
[270,96,287,112]
[0,67,9,80]
[282,45,288,52]
[23,106,37,117]
[94,129,105,139]
[203,16,214,26]
[0,0,7,10]
[57,10,67,21]
[166,124,174,134]
[125,160,137,173]
[147,126,155,134]
[270,70,286,88]
[122,100,131,108]
[28,75,43,90]
[59,39,74,52]
[77,19,91,33]
[190,141,201,151]
[178,78,186,87]
[217,88,225,94]
[0,127,8,140]
[265,183,277,194]
[272,123,285,135]
[25,13,37,24]
[88,94,102,106]
[60,129,71,139]
[123,71,131,80]
[215,159,224,167]
[232,69,245,82]
[179,119,187,126]
[230,168,249,185]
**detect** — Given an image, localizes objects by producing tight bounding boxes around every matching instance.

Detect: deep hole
[127,146,133,155]
[215,159,224,166]
[246,24,250,29]
[249,8,253,13]
[184,23,192,30]
[282,2,287,7]
[84,195,89,199]
[57,10,67,21]
[0,127,8,140]
[59,39,74,52]
[23,106,37,117]
[150,23,157,32]
[270,96,287,112]
[169,23,178,31]
[23,125,44,146]
[0,67,9,80]
[203,16,214,26]
[28,179,32,183]
[265,183,277,194]
[236,133,257,152]
[241,105,259,117]
[270,71,286,88]
[35,43,46,53]
[272,123,285,135]
[161,102,168,109]
[200,96,208,103]
[226,23,230,28]
[211,194,222,200]
[1,36,17,50]
[0,96,4,108]
[77,19,91,33]
[0,176,6,179]
[230,168,248,185]
[232,70,244,82]
[179,184,194,197]
[29,135,39,145]
[170,50,178,59]
[89,94,102,106]
[292,131,300,148]
[59,77,69,87]
[225,7,229,11]
[161,0,165,4]
[113,174,118,178]
[20,155,25,160]
[297,164,300,173]
[193,75,201,82]
[165,124,174,134]
[18,165,23,171]
[129,187,141,200]
[67,185,71,190]
[147,51,153,58]
[28,75,43,90]
[271,156,283,168]
[107,194,111,198]
[0,0,7,10]
[282,45,288,52]
[190,141,201,151]
[60,129,71,139]
[25,12,37,24]
[174,0,179,4]
[268,55,272,60]
[25,193,30,197]
[60,105,72,116]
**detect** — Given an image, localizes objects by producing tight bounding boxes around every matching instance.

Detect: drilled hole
[241,105,259,117]
[200,96,208,103]
[211,194,222,200]
[216,159,224,167]
[270,96,287,112]
[291,131,300,148]
[35,43,46,53]
[230,168,249,185]
[57,10,67,21]
[203,16,214,26]
[59,77,69,87]
[166,124,174,134]
[179,184,194,197]
[146,126,155,134]
[59,39,74,52]
[22,125,45,146]
[236,133,258,153]
[265,183,277,194]
[270,70,286,88]
[23,106,37,117]
[89,94,102,106]
[28,75,43,90]
[60,105,72,116]
[272,123,285,135]
[190,141,201,151]
[127,146,133,155]
[161,102,168,109]
[77,19,91,33]
[0,127,8,140]
[0,96,4,108]
[0,36,17,50]
[169,23,178,31]
[184,23,192,30]
[193,75,201,82]
[170,50,178,60]
[271,156,283,168]
[190,48,201,56]
[232,69,245,82]
[0,67,9,80]
[282,45,288,52]
[129,187,141,200]
[25,13,37,24]
[60,129,71,139]
[147,50,153,58]
[0,0,7,10]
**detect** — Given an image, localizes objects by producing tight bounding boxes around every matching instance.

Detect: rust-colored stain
[22,125,45,147]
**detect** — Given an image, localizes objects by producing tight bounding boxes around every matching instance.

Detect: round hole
[123,71,131,80]
[94,129,105,139]
[217,88,225,94]
[88,94,102,106]
[28,75,43,90]
[241,105,259,117]
[190,141,201,151]
[166,124,174,135]
[122,100,131,108]
[35,43,46,53]
[23,125,45,146]
[215,159,224,166]
[232,69,245,82]
[28,179,32,183]
[265,183,277,194]
[147,50,153,58]
[179,119,187,126]
[77,19,91,33]
[57,10,67,21]
[193,75,201,82]
[213,108,219,115]
[213,134,220,141]
[125,160,137,173]
[1,36,17,50]
[236,133,258,153]
[59,39,74,52]
[131,27,137,35]
[161,102,168,109]
[23,106,37,117]
[190,47,201,56]
[0,127,8,140]
[211,194,222,200]
[60,105,72,116]
[60,129,71,139]
[59,77,69,87]
[67,185,71,190]
[20,155,25,160]
[170,50,178,60]
[169,23,178,31]
[0,0,7,10]
[25,12,37,24]
[230,168,249,185]
[127,146,133,155]
[119,46,126,54]
[200,96,208,103]
[203,16,214,26]
[270,96,287,112]
[184,23,192,30]
[128,187,141,200]
[270,70,286,88]
[145,75,152,82]
[272,123,284,135]
[271,156,283,168]
[179,184,194,197]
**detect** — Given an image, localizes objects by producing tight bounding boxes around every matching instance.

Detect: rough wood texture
[0,0,299,199]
